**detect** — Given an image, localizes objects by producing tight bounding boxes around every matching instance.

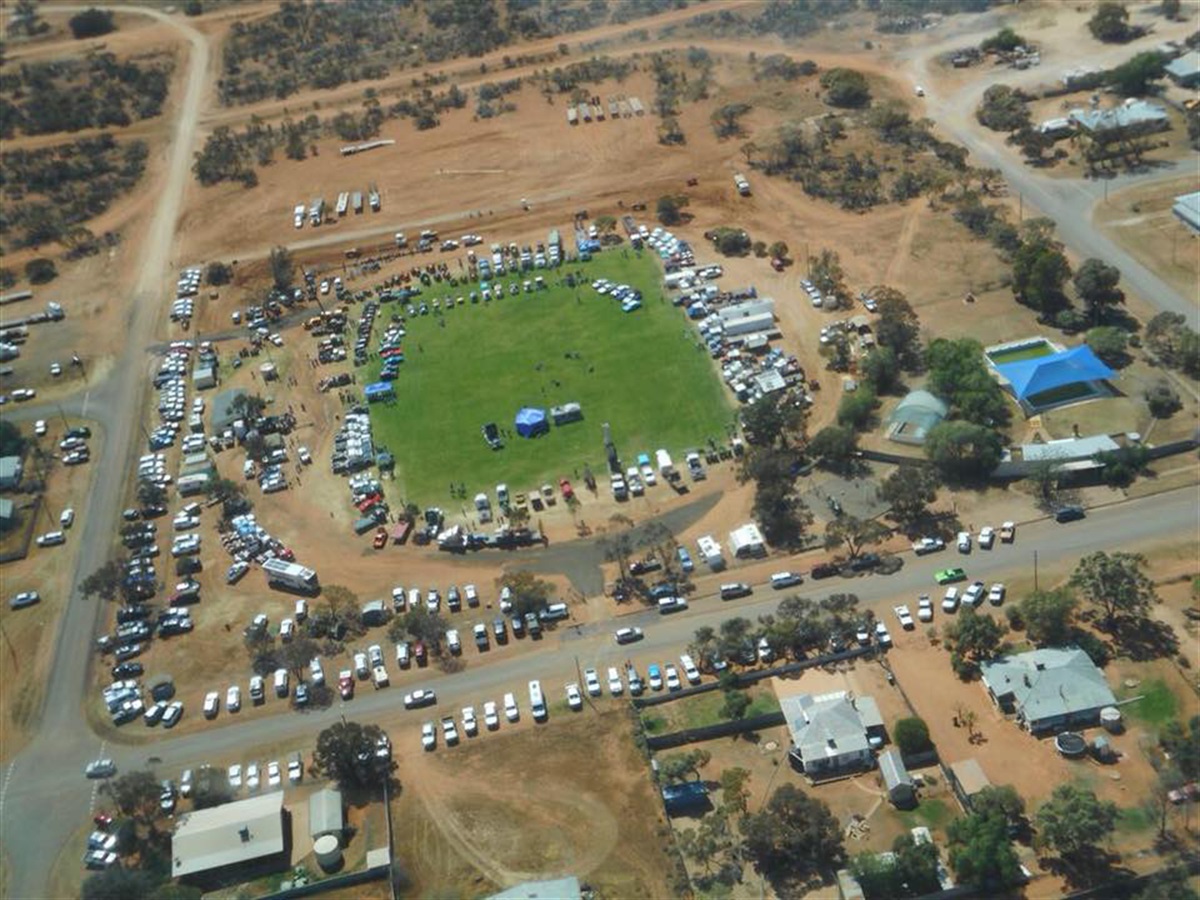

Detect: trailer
[607,98,620,119]
[368,185,381,212]
[567,106,578,125]
[580,103,592,123]
[618,99,632,118]
[696,534,726,570]
[629,97,645,116]
[335,192,349,217]
[352,192,364,214]
[734,173,751,197]
[262,557,319,594]
[0,290,33,306]
[308,198,325,226]
[339,139,395,156]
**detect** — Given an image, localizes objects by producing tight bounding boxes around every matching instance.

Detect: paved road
[0,6,210,897]
[3,487,1196,878]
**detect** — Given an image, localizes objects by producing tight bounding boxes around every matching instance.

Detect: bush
[24,258,57,284]
[981,27,1026,53]
[68,8,116,39]
[0,268,15,290]
[894,717,933,755]
[1145,380,1181,419]
[204,261,233,286]
[1073,631,1111,667]
[819,68,871,108]
[711,227,751,257]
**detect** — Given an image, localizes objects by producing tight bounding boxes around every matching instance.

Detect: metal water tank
[313,834,342,871]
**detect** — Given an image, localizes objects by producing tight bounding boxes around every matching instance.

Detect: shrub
[711,227,751,257]
[894,717,933,755]
[68,8,116,39]
[0,268,15,290]
[1145,380,1181,419]
[819,68,871,108]
[204,261,233,286]
[24,258,57,284]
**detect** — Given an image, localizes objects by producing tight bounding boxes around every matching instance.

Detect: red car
[372,528,388,549]
[92,812,114,829]
[559,478,574,501]
[414,641,427,666]
[338,671,354,700]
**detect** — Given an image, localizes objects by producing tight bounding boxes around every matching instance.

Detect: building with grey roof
[308,788,344,842]
[0,497,14,529]
[886,390,948,446]
[878,748,916,808]
[1173,191,1200,234]
[980,647,1116,734]
[0,456,23,491]
[488,876,583,900]
[1165,50,1200,88]
[1068,100,1169,137]
[781,692,882,777]
[171,792,289,885]
[993,433,1121,478]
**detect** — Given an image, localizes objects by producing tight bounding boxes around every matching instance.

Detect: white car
[584,668,602,697]
[875,622,893,647]
[912,536,945,555]
[665,664,682,691]
[34,420,46,436]
[770,571,803,589]
[421,722,436,750]
[288,756,303,783]
[226,685,241,712]
[309,657,325,685]
[462,706,478,736]
[942,587,960,613]
[84,759,116,779]
[442,717,460,744]
[917,595,934,622]
[60,508,75,528]
[246,763,260,791]
[893,605,915,630]
[613,626,644,645]
[988,583,1006,606]
[483,701,500,730]
[504,692,520,722]
[565,683,582,711]
[679,654,701,684]
[979,526,996,549]
[227,764,242,789]
[267,761,281,788]
[203,691,220,719]
[607,666,623,696]
[956,531,972,553]
[964,581,986,607]
[36,531,65,547]
[298,446,312,465]
[179,769,193,797]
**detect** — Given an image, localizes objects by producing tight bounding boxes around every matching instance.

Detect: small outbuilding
[661,781,710,815]
[887,390,948,446]
[550,402,583,426]
[308,788,344,842]
[364,382,394,403]
[948,758,992,810]
[514,407,549,438]
[1165,50,1200,88]
[192,366,217,390]
[0,456,23,491]
[0,497,15,530]
[878,748,917,808]
[728,522,767,558]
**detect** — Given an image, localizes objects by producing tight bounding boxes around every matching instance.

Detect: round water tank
[313,834,342,871]
[1100,706,1123,732]
[1055,732,1088,758]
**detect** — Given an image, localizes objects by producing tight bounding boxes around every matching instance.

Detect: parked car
[648,664,664,691]
[404,688,437,708]
[964,581,986,607]
[606,666,623,696]
[917,595,934,622]
[483,701,500,730]
[894,605,915,630]
[912,536,945,555]
[942,587,960,613]
[664,664,682,691]
[956,531,972,553]
[770,571,803,589]
[614,626,644,645]
[978,525,996,549]
[935,567,966,585]
[988,583,1006,606]
[565,683,582,711]
[85,759,116,779]
[584,668,602,697]
[9,591,40,610]
[421,722,436,751]
[1055,505,1085,523]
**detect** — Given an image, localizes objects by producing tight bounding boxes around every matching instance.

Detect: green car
[935,567,966,585]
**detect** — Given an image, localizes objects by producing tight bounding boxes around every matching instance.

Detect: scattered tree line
[0,134,147,251]
[0,50,172,139]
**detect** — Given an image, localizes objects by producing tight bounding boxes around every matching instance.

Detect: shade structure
[995,346,1114,402]
[514,406,548,438]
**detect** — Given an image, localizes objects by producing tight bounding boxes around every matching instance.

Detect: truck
[351,191,364,214]
[335,192,350,217]
[733,173,751,197]
[368,184,381,212]
[292,204,306,228]
[262,558,319,595]
[308,198,325,226]
[655,448,679,482]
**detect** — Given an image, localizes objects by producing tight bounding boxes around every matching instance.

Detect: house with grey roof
[171,792,289,886]
[488,876,582,900]
[980,647,1116,735]
[1173,191,1200,234]
[781,691,883,777]
[878,748,916,808]
[1165,50,1200,88]
[308,788,344,842]
[1068,100,1170,138]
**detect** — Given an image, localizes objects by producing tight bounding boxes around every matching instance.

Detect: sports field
[368,251,734,505]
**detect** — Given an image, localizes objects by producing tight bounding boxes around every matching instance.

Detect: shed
[308,788,344,842]
[171,792,288,884]
[488,877,583,900]
[0,456,23,491]
[192,366,217,390]
[879,749,916,808]
[752,369,786,395]
[887,390,948,446]
[1172,191,1200,233]
[0,497,14,529]
[514,407,548,438]
[1165,50,1200,88]
[550,402,582,426]
[211,388,248,431]
[661,781,709,815]
[728,522,767,558]
[948,758,991,809]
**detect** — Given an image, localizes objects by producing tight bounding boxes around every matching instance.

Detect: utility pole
[1033,550,1039,592]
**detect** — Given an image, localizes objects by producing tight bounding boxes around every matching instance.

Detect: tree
[1094,444,1151,488]
[1012,234,1071,316]
[808,425,859,474]
[100,771,161,824]
[1159,0,1182,20]
[136,480,167,507]
[947,607,1006,662]
[12,0,46,37]
[228,392,267,421]
[1132,869,1200,900]
[0,268,16,290]
[1086,326,1129,367]
[924,337,1009,427]
[660,749,711,782]
[679,811,733,873]
[1160,718,1200,780]
[24,258,57,284]
[753,477,813,549]
[80,559,125,603]
[877,467,938,529]
[837,386,879,430]
[852,835,941,899]
[1070,550,1157,629]
[712,227,751,256]
[893,717,932,756]
[711,102,752,139]
[1035,784,1118,859]
[495,570,553,617]
[279,636,320,680]
[0,421,26,459]
[719,767,752,814]
[1107,51,1167,97]
[82,868,164,900]
[819,68,871,108]
[390,606,448,650]
[873,288,922,370]
[268,245,295,292]
[313,721,396,790]
[948,808,1023,890]
[191,765,232,810]
[1018,588,1077,644]
[973,785,1026,826]
[981,27,1026,53]
[808,249,848,306]
[975,85,1031,133]
[184,0,204,15]
[656,193,687,226]
[1145,380,1182,419]
[824,515,889,560]
[1089,2,1133,43]
[69,8,116,39]
[204,261,233,286]
[924,421,1004,483]
[1073,258,1125,324]
[860,346,901,394]
[740,783,845,887]
[768,241,790,263]
[721,689,752,720]
[741,393,804,448]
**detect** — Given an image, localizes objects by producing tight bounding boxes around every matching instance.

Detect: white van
[273,668,289,698]
[407,588,421,611]
[541,602,569,622]
[528,680,546,720]
[503,691,519,722]
[396,641,410,668]
[446,629,461,654]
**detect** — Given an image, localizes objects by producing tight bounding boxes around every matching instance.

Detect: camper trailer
[262,558,319,594]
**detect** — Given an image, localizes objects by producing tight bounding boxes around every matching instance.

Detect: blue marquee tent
[996,346,1114,402]
[514,406,549,438]
[364,382,395,403]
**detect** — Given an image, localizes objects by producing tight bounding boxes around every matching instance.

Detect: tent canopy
[996,346,1114,402]
[514,406,548,438]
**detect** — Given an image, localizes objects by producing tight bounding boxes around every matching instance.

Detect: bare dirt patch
[393,707,674,897]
